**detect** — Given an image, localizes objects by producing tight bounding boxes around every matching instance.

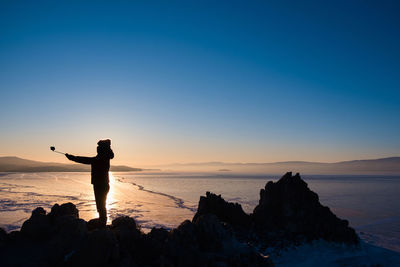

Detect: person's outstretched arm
[66,154,95,165]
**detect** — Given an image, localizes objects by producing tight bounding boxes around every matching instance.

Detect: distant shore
[0,156,142,172]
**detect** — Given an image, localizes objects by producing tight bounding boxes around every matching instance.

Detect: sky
[1,1,399,166]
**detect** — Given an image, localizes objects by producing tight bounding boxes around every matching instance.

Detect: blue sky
[1,1,399,165]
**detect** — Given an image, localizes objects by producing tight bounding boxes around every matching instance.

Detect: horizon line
[2,155,399,167]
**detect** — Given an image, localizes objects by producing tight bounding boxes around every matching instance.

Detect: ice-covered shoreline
[2,172,399,266]
[1,171,400,260]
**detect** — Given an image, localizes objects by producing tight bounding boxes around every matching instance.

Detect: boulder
[169,219,199,250]
[193,191,251,228]
[167,214,273,266]
[66,228,119,266]
[87,218,105,231]
[0,227,8,247]
[21,207,51,240]
[48,202,79,220]
[193,214,233,252]
[111,216,136,230]
[48,203,86,239]
[252,172,359,244]
[51,215,87,241]
[111,216,141,253]
[3,172,363,267]
[146,227,169,253]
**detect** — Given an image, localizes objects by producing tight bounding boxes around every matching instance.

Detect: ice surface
[1,171,399,265]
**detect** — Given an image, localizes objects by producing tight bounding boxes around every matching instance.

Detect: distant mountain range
[151,157,400,175]
[1,156,399,174]
[0,157,141,172]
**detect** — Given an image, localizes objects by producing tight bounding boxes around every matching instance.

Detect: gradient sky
[1,1,399,166]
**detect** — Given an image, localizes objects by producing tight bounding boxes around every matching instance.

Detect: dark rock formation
[0,227,8,247]
[20,207,52,240]
[193,191,251,228]
[67,228,119,266]
[192,172,359,246]
[252,172,358,244]
[165,214,271,266]
[48,202,79,219]
[0,203,273,266]
[87,218,106,231]
[0,172,359,266]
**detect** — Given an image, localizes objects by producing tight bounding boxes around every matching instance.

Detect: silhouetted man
[65,139,114,225]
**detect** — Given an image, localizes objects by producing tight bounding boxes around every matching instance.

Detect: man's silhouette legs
[94,184,110,225]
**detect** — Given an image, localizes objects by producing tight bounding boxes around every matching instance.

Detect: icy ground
[266,239,400,267]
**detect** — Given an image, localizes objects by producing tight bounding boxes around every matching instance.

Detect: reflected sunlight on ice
[1,172,400,252]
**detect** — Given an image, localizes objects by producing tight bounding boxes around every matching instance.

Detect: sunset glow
[0,2,399,167]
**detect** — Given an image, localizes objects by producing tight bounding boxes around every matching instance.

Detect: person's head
[97,139,114,159]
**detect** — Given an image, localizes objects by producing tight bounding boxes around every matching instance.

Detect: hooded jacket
[67,140,114,185]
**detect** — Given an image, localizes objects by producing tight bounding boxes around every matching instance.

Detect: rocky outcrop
[193,192,251,228]
[252,172,358,244]
[165,214,271,266]
[192,172,359,246]
[0,172,359,266]
[0,203,273,266]
[20,207,52,240]
[0,227,8,248]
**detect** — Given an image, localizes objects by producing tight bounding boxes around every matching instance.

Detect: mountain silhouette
[151,157,400,175]
[0,156,141,172]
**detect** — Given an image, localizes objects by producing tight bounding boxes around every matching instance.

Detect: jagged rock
[47,203,87,250]
[87,218,105,231]
[8,173,364,267]
[111,216,136,229]
[252,172,359,244]
[21,207,51,240]
[146,227,169,253]
[48,202,79,220]
[111,216,141,254]
[67,228,119,266]
[0,227,8,247]
[148,227,169,243]
[170,219,199,249]
[192,172,359,248]
[193,191,251,228]
[193,214,233,252]
[167,214,273,266]
[51,215,87,241]
[8,230,21,243]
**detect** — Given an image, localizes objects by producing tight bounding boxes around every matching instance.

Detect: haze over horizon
[1,1,399,166]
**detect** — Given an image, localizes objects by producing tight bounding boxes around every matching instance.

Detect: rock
[111,216,136,230]
[8,230,22,243]
[3,173,361,267]
[52,215,87,241]
[193,214,232,252]
[167,215,273,266]
[87,218,105,231]
[111,216,141,253]
[67,228,119,266]
[21,207,51,240]
[0,227,8,247]
[169,219,199,249]
[146,227,169,252]
[252,172,359,244]
[48,202,79,220]
[193,191,251,228]
[148,227,169,243]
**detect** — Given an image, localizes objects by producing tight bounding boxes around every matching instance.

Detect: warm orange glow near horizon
[0,143,397,168]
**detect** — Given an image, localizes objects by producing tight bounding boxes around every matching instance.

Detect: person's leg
[99,184,109,222]
[94,184,110,225]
